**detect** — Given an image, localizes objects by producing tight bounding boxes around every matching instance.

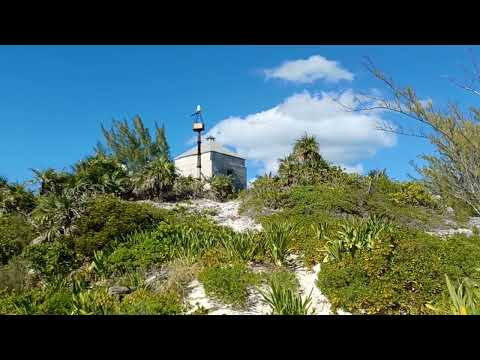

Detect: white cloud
[207,90,396,176]
[264,55,354,84]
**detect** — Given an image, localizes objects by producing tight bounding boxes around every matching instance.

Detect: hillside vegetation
[1,113,479,315]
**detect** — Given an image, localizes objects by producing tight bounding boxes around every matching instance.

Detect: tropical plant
[30,168,74,196]
[209,175,235,202]
[444,274,480,315]
[31,189,88,242]
[221,231,263,262]
[73,155,131,197]
[0,215,36,265]
[172,176,205,200]
[132,157,176,200]
[259,279,313,315]
[323,215,392,262]
[263,222,296,265]
[0,180,36,216]
[278,135,331,187]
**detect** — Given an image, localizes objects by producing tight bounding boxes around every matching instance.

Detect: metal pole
[197,130,201,180]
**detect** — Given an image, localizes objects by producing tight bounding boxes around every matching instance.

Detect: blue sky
[1,45,478,184]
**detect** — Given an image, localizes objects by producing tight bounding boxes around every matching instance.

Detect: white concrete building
[174,137,247,189]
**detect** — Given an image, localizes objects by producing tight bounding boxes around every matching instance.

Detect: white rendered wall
[174,153,213,179]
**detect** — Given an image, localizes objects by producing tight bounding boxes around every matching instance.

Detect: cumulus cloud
[264,55,354,84]
[206,90,396,176]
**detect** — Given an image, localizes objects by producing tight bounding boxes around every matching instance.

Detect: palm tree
[132,157,176,200]
[278,155,300,186]
[30,168,73,196]
[293,134,321,163]
[0,180,36,216]
[73,155,131,197]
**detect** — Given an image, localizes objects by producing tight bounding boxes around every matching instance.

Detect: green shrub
[263,222,296,266]
[0,215,36,265]
[199,264,260,308]
[221,231,265,262]
[323,215,393,262]
[71,288,118,315]
[22,239,78,281]
[239,176,290,214]
[390,182,437,208]
[0,181,36,216]
[72,195,167,257]
[107,218,230,274]
[317,230,480,314]
[0,258,33,293]
[119,288,184,315]
[172,176,205,200]
[259,277,312,315]
[209,175,235,202]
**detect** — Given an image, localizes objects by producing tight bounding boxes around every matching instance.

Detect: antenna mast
[191,105,205,180]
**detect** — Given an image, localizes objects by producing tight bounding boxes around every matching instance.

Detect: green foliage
[317,230,480,314]
[277,134,339,187]
[132,157,176,200]
[0,258,33,293]
[118,289,184,315]
[263,222,296,266]
[73,155,132,197]
[390,182,437,208]
[0,180,36,216]
[172,176,205,200]
[22,239,78,281]
[239,175,290,214]
[259,278,312,315]
[221,231,265,262]
[107,218,230,274]
[30,168,74,196]
[72,195,167,257]
[72,288,118,315]
[99,116,171,173]
[442,274,480,315]
[199,264,260,308]
[0,215,36,265]
[209,175,235,202]
[323,215,393,262]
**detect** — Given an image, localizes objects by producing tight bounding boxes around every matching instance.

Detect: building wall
[174,152,247,189]
[211,152,246,189]
[174,152,213,179]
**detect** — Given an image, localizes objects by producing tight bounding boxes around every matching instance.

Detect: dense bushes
[0,215,36,265]
[209,175,235,202]
[199,264,259,308]
[172,176,205,200]
[72,195,167,257]
[317,229,480,314]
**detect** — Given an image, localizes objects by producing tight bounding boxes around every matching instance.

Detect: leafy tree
[358,59,480,216]
[98,115,170,173]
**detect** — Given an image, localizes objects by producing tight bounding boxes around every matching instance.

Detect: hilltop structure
[174,136,247,189]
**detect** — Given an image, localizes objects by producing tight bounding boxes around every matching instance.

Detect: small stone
[108,286,131,296]
[446,207,455,214]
